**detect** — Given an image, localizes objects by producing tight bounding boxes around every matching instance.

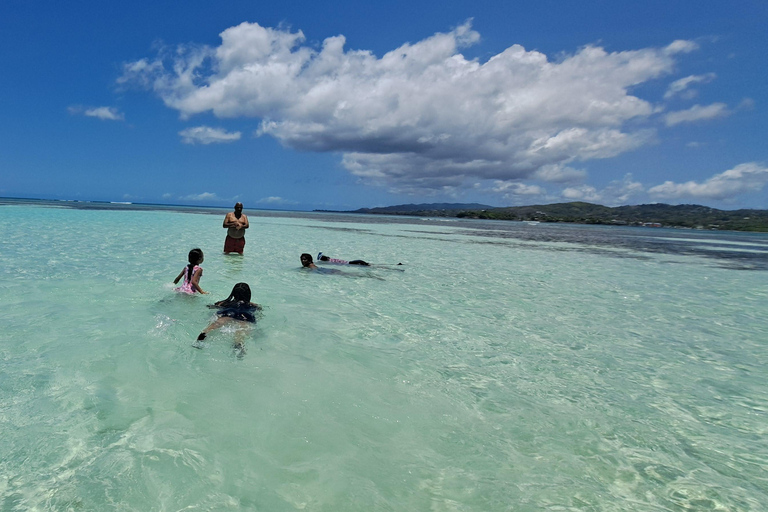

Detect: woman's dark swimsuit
[216,301,259,323]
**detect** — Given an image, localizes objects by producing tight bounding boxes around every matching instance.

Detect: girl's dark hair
[186,248,203,281]
[221,282,251,304]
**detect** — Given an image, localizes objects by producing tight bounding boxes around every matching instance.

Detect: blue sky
[2,0,767,211]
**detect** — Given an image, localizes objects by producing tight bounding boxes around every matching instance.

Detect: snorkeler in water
[300,253,318,269]
[317,252,369,265]
[300,253,385,279]
[173,248,208,294]
[195,282,261,355]
[316,252,404,269]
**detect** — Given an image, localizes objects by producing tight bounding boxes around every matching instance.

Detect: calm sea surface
[1,200,767,511]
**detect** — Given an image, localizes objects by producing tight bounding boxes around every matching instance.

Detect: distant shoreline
[317,201,768,232]
[0,197,295,216]
[5,196,768,232]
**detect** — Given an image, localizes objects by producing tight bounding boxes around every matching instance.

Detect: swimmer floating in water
[317,252,369,265]
[317,252,404,270]
[195,282,262,356]
[301,253,385,279]
[300,253,318,269]
[173,248,208,294]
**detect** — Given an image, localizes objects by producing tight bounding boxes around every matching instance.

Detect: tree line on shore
[334,202,768,232]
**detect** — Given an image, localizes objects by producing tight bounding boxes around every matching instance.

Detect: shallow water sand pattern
[1,203,767,510]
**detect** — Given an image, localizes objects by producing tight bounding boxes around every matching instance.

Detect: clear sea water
[1,200,767,511]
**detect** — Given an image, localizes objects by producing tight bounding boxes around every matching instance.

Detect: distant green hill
[324,202,768,232]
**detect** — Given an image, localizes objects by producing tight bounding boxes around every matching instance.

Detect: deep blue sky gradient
[2,0,766,210]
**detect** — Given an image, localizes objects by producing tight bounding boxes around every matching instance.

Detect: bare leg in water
[196,317,250,356]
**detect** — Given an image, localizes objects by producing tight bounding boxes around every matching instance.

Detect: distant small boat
[526,221,540,225]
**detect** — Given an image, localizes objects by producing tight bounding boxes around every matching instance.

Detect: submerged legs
[195,317,251,357]
[197,316,235,340]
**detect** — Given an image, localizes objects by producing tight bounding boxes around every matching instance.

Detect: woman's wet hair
[186,248,203,281]
[300,253,313,266]
[222,282,251,304]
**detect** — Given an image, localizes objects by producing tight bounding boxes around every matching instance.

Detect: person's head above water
[185,248,204,281]
[223,282,251,303]
[188,248,204,265]
[232,202,244,219]
[300,253,314,268]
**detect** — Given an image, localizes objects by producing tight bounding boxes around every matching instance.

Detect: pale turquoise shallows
[1,203,767,511]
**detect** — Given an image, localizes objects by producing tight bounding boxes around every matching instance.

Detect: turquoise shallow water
[1,202,768,511]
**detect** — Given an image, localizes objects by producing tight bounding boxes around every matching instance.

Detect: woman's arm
[173,269,184,284]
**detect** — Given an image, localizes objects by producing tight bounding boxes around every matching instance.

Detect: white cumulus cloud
[562,184,601,202]
[492,181,546,196]
[562,174,644,205]
[663,40,699,55]
[258,196,298,205]
[648,163,768,201]
[179,126,241,144]
[121,21,698,196]
[664,103,730,126]
[181,192,220,201]
[532,164,587,184]
[664,73,716,99]
[68,105,124,121]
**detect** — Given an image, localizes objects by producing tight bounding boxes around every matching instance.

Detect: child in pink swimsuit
[173,248,208,294]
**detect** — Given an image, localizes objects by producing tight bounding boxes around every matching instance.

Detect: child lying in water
[195,282,262,356]
[317,252,369,265]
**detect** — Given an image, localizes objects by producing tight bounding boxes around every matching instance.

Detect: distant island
[317,202,768,232]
